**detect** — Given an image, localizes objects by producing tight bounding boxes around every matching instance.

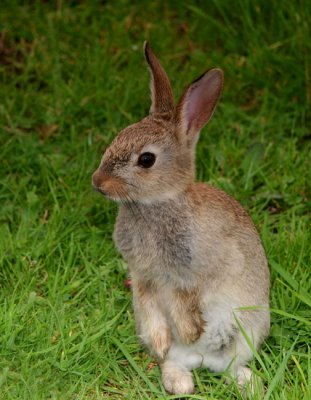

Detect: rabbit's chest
[114,203,193,274]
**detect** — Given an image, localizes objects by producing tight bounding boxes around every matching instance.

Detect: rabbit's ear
[175,68,223,147]
[144,41,174,114]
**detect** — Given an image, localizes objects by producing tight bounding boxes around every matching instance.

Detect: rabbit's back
[188,183,269,306]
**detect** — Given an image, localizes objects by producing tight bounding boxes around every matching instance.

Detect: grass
[0,0,310,398]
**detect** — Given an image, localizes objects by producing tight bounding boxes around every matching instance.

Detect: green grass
[0,0,310,399]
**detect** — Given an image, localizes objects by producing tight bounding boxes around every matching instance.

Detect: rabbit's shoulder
[187,183,256,231]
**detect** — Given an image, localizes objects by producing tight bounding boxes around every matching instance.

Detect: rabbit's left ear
[175,68,223,147]
[144,41,174,114]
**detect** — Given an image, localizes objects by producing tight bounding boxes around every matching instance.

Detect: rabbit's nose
[92,168,107,190]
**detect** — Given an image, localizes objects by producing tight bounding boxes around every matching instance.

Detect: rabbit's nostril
[92,169,105,188]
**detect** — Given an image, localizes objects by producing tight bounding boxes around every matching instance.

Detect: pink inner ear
[186,69,223,133]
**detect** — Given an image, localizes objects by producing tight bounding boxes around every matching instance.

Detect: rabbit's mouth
[94,186,109,197]
[93,185,124,202]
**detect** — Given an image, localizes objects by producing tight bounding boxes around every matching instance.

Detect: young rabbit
[92,42,270,395]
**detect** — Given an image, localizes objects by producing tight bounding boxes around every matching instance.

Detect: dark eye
[138,152,156,168]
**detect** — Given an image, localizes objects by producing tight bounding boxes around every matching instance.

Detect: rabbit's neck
[122,193,186,215]
[113,196,196,288]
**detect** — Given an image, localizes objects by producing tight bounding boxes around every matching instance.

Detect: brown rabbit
[92,42,270,395]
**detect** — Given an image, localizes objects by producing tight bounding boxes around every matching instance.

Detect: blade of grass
[112,337,160,395]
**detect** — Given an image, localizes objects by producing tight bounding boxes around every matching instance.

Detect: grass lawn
[0,1,310,399]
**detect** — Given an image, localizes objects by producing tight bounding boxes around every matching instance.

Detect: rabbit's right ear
[175,68,223,148]
[144,42,174,114]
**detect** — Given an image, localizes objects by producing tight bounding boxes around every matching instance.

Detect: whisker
[125,181,139,189]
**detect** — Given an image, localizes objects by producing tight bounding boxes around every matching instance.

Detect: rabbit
[92,42,270,395]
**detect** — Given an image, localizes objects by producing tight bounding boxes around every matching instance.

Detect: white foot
[161,360,194,394]
[236,366,264,397]
[236,366,253,386]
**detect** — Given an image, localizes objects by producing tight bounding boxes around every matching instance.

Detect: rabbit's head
[92,42,223,203]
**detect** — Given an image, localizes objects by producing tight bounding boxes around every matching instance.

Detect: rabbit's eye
[138,152,156,168]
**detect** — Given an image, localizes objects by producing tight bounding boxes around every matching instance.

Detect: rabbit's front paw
[176,311,205,344]
[149,327,171,360]
[161,360,194,394]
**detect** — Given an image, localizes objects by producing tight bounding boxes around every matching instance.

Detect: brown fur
[144,42,174,114]
[92,168,128,199]
[172,288,205,344]
[133,279,171,359]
